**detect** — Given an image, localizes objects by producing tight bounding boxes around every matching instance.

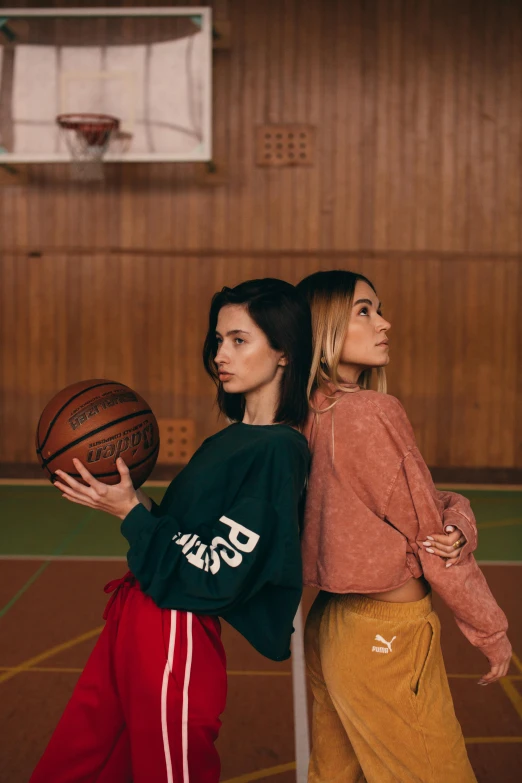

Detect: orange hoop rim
[56,113,120,134]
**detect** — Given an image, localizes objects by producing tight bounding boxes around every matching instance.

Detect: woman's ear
[278,354,289,367]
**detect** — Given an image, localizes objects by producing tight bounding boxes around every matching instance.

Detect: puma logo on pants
[372,634,396,654]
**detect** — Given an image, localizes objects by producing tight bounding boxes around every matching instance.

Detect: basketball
[35,379,160,488]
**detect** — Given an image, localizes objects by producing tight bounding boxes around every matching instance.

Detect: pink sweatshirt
[302,386,511,667]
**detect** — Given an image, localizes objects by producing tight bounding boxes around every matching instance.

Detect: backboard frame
[0,7,212,163]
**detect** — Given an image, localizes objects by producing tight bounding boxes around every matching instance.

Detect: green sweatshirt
[121,422,310,661]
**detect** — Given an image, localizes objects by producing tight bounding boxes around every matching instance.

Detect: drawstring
[103,570,136,620]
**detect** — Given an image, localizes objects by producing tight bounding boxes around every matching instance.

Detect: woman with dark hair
[30,278,312,783]
[296,270,511,783]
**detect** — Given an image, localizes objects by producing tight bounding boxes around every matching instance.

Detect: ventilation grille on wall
[256,124,315,167]
[157,419,195,464]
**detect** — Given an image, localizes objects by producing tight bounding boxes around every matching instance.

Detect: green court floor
[0,484,521,561]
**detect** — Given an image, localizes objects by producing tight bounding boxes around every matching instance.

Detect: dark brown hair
[203,278,312,427]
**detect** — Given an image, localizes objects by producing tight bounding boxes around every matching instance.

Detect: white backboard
[0,7,212,162]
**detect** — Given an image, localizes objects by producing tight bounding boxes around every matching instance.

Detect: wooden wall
[1,0,521,471]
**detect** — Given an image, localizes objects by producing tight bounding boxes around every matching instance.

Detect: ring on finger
[452,538,465,550]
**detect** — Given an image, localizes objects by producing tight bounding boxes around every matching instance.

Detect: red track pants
[30,572,227,783]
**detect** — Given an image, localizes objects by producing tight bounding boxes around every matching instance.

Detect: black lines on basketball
[41,409,153,469]
[36,380,160,487]
[37,380,121,454]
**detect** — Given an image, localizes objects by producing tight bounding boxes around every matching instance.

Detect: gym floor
[0,482,520,783]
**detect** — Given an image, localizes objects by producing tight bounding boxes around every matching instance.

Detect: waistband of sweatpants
[330,591,433,621]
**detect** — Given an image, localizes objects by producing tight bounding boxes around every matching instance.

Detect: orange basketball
[36,379,160,488]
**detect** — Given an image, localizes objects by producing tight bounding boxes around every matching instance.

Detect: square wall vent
[256,125,315,167]
[157,419,195,464]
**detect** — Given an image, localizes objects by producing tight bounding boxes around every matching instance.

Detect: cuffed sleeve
[436,490,478,562]
[149,498,162,518]
[385,450,511,666]
[121,494,282,614]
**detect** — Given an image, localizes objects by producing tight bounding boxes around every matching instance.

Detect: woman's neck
[337,362,363,384]
[242,384,280,425]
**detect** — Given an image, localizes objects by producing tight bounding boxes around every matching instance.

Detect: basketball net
[56,114,120,182]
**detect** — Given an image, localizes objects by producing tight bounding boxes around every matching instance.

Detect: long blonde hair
[296,270,387,411]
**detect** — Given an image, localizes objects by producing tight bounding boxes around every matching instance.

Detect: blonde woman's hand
[421,526,467,567]
[478,655,511,686]
[54,457,140,520]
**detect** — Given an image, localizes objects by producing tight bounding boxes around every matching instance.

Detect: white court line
[5,479,519,489]
[291,601,310,783]
[475,561,522,566]
[434,484,522,491]
[0,479,171,487]
[1,555,520,566]
[0,555,126,561]
[5,479,522,489]
[0,479,50,485]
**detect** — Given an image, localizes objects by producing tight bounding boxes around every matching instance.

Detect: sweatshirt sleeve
[121,491,288,614]
[434,489,478,561]
[385,448,511,666]
[150,498,162,518]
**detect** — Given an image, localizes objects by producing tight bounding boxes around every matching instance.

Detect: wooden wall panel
[1,0,521,256]
[1,253,521,468]
[1,1,522,470]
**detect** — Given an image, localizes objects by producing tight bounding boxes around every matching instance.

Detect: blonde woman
[296,270,511,783]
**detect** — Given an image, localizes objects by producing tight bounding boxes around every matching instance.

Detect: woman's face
[339,280,391,377]
[215,304,287,395]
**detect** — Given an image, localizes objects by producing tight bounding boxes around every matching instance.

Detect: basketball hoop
[56,113,120,181]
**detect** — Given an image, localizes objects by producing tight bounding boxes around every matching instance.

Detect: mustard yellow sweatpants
[305,591,476,783]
